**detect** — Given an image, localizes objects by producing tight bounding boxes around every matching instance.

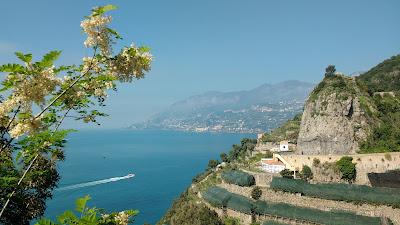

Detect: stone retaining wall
[282,152,400,185]
[240,169,276,187]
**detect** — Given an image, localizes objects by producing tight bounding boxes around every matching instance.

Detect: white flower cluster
[81,15,112,56]
[0,66,61,138]
[110,44,152,82]
[9,117,42,138]
[114,211,129,225]
[82,57,102,74]
[0,96,21,118]
[16,66,61,105]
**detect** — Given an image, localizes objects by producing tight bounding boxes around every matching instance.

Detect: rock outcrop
[297,75,372,155]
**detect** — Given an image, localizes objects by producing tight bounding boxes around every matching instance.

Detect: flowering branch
[0,4,152,224]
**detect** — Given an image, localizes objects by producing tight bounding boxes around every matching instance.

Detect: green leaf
[57,210,78,224]
[0,63,25,73]
[35,51,62,68]
[106,28,122,39]
[35,218,57,225]
[15,52,33,63]
[75,195,91,213]
[92,4,117,16]
[138,46,151,52]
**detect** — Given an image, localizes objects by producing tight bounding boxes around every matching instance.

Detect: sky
[1,0,399,129]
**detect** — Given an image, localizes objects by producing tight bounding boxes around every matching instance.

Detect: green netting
[226,193,254,214]
[221,170,255,187]
[203,186,381,225]
[202,186,232,207]
[270,177,400,207]
[254,201,381,225]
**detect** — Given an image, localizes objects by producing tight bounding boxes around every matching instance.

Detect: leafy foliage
[251,186,262,200]
[357,55,400,95]
[324,65,336,77]
[261,113,301,143]
[336,156,356,182]
[308,74,356,103]
[35,195,138,225]
[360,95,400,153]
[224,217,241,225]
[157,189,223,225]
[279,169,293,179]
[208,159,220,169]
[0,4,152,224]
[300,165,313,181]
[227,138,257,162]
[220,152,229,163]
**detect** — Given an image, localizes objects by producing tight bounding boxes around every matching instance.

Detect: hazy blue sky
[1,0,399,128]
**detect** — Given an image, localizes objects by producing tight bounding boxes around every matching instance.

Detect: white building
[279,140,289,152]
[260,158,286,173]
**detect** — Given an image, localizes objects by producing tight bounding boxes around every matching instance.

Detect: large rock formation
[297,75,372,155]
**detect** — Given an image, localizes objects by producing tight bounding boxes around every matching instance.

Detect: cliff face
[297,75,372,155]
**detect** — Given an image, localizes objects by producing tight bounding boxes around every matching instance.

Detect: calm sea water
[43,130,251,224]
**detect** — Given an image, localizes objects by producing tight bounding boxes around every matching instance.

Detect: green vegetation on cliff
[261,113,301,143]
[157,189,222,225]
[301,55,400,153]
[357,55,400,95]
[356,55,400,153]
[308,74,357,103]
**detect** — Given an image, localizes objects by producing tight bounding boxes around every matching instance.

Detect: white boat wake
[57,173,135,191]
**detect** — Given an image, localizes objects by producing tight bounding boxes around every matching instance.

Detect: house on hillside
[260,157,286,173]
[270,140,291,152]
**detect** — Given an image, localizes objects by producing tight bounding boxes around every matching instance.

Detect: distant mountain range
[130,80,315,133]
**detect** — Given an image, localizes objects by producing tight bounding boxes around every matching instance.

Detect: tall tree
[325,65,336,77]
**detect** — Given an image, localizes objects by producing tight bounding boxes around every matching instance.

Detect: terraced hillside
[158,55,400,225]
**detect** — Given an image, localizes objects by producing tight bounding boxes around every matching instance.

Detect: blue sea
[43,130,251,225]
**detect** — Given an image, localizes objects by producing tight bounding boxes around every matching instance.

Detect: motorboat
[125,173,135,178]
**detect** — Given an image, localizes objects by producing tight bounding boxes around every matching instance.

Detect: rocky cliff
[297,75,373,155]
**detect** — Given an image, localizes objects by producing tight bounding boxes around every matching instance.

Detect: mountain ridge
[131,80,315,133]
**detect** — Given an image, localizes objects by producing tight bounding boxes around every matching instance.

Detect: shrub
[336,156,356,182]
[208,159,220,169]
[325,65,336,77]
[270,177,400,208]
[251,186,262,200]
[192,169,213,183]
[300,165,313,181]
[279,169,293,179]
[312,158,320,167]
[220,153,229,163]
[224,217,241,225]
[221,170,255,187]
[159,189,223,225]
[384,153,392,161]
